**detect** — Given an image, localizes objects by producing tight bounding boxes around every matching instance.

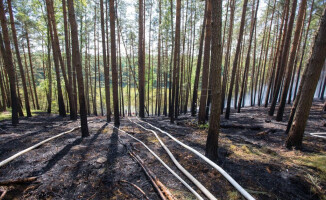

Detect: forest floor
[0,101,325,200]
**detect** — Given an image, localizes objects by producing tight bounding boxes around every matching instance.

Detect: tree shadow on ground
[30,137,83,177]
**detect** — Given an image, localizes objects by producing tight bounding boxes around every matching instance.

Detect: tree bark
[170,0,181,123]
[238,0,259,112]
[138,0,145,118]
[25,27,40,110]
[191,1,207,116]
[286,8,326,149]
[109,0,120,125]
[276,0,307,121]
[206,0,222,161]
[268,0,295,116]
[8,0,31,117]
[225,0,248,119]
[198,0,212,124]
[45,0,66,116]
[0,0,19,125]
[67,0,89,137]
[62,0,77,119]
[100,0,111,121]
[221,0,235,113]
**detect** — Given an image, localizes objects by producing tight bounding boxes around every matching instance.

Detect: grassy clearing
[0,109,42,121]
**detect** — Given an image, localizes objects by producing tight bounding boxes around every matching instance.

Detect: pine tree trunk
[225,0,248,119]
[45,0,66,116]
[206,0,222,161]
[67,0,89,137]
[62,0,77,119]
[0,0,19,125]
[286,8,326,149]
[47,0,76,117]
[198,0,212,124]
[157,0,162,116]
[109,0,120,125]
[276,0,306,121]
[221,0,235,113]
[288,10,306,104]
[268,0,295,116]
[46,28,52,113]
[0,68,6,111]
[8,0,31,117]
[25,28,40,110]
[100,0,110,121]
[238,0,259,112]
[294,0,314,100]
[191,1,207,116]
[170,0,181,123]
[138,0,145,118]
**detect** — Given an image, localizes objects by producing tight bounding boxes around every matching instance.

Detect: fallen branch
[155,178,175,200]
[0,188,7,200]
[119,180,149,200]
[0,177,37,185]
[128,151,169,200]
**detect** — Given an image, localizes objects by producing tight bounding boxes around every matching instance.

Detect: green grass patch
[198,123,209,129]
[0,109,42,121]
[300,155,326,181]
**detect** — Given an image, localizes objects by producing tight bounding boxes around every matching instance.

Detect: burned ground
[0,101,325,200]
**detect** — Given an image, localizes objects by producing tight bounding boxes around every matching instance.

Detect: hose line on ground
[107,123,204,200]
[137,118,255,200]
[130,118,217,200]
[0,121,95,168]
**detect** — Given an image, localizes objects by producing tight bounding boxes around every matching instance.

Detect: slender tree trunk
[67,0,89,137]
[170,0,181,123]
[221,0,235,113]
[198,0,212,124]
[99,0,110,121]
[22,44,35,109]
[0,1,18,125]
[15,72,24,116]
[294,0,314,100]
[99,51,103,116]
[276,0,306,121]
[109,0,120,125]
[206,0,222,161]
[191,1,207,116]
[157,0,162,116]
[62,0,77,119]
[46,28,52,113]
[25,28,40,110]
[47,0,74,116]
[320,74,326,100]
[116,16,125,117]
[268,0,295,116]
[164,40,168,116]
[45,0,66,116]
[288,10,306,104]
[8,0,31,117]
[184,0,195,114]
[225,0,248,119]
[138,0,145,118]
[238,0,259,112]
[0,67,6,111]
[286,8,326,149]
